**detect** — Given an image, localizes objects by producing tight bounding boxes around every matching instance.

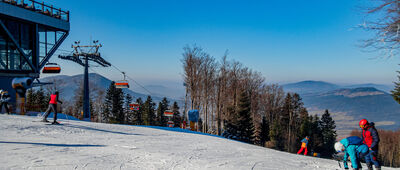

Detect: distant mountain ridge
[282,81,399,131]
[283,81,393,94]
[323,87,386,98]
[283,80,340,94]
[39,73,182,105]
[343,84,394,93]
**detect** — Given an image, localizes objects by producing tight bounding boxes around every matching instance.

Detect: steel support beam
[39,31,69,69]
[0,57,6,68]
[58,55,84,66]
[83,55,90,120]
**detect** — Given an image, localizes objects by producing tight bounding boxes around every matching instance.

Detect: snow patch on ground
[0,114,396,170]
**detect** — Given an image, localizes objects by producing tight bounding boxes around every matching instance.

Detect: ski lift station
[0,0,70,113]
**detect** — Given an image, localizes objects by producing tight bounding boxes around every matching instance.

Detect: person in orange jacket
[42,91,62,124]
[297,136,309,155]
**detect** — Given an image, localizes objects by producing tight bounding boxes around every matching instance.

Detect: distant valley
[283,81,399,135]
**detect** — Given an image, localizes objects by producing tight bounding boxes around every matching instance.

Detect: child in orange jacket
[297,136,309,155]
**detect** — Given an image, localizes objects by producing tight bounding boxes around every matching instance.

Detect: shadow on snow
[64,124,144,136]
[137,125,225,139]
[0,141,105,147]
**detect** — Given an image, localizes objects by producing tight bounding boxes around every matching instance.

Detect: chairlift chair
[167,121,174,127]
[115,80,129,89]
[115,72,129,88]
[164,110,174,117]
[129,103,140,111]
[42,63,61,74]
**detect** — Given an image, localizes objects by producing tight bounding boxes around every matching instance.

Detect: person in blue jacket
[334,136,369,170]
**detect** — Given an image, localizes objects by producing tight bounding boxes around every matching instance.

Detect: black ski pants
[43,104,58,122]
[0,102,9,114]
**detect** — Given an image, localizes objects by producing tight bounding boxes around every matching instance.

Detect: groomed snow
[0,114,396,170]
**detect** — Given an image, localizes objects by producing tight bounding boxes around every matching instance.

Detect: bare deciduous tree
[361,0,400,57]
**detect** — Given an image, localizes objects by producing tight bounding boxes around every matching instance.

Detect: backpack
[347,136,363,145]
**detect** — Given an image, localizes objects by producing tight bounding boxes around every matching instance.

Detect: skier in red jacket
[359,119,380,170]
[42,91,63,124]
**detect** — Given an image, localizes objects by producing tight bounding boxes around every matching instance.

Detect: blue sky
[47,0,400,87]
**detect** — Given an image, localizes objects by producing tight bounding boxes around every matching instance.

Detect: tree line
[182,45,337,157]
[25,81,182,127]
[99,81,182,126]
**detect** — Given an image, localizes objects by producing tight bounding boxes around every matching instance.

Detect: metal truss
[0,20,36,72]
[0,19,69,75]
[39,31,69,69]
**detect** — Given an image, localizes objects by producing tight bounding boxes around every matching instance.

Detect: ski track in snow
[0,114,397,170]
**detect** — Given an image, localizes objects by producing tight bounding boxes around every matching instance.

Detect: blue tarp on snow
[26,112,80,121]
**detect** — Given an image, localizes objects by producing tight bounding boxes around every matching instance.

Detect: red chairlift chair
[42,63,61,74]
[115,72,129,88]
[129,103,140,111]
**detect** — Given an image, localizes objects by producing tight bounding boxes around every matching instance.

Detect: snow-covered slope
[0,115,395,170]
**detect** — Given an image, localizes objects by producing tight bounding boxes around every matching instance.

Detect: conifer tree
[236,91,255,144]
[134,97,144,125]
[309,115,324,154]
[281,93,292,151]
[171,101,181,127]
[102,81,124,124]
[26,89,35,111]
[270,119,284,150]
[124,94,133,124]
[222,106,238,140]
[36,87,48,112]
[102,83,113,123]
[142,96,156,125]
[298,108,310,138]
[112,87,124,124]
[320,109,337,157]
[156,97,169,126]
[259,116,270,147]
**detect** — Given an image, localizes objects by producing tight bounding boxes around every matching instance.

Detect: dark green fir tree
[259,116,270,147]
[320,109,337,157]
[142,96,156,125]
[134,97,144,125]
[156,97,169,126]
[102,81,124,124]
[124,93,133,124]
[171,101,181,127]
[236,91,255,144]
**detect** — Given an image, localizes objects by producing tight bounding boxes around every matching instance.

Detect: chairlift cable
[55,46,154,96]
[110,64,153,96]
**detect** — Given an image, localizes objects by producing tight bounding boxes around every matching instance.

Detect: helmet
[334,142,344,152]
[359,119,368,129]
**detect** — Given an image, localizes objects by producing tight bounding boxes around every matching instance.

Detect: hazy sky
[47,0,400,87]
